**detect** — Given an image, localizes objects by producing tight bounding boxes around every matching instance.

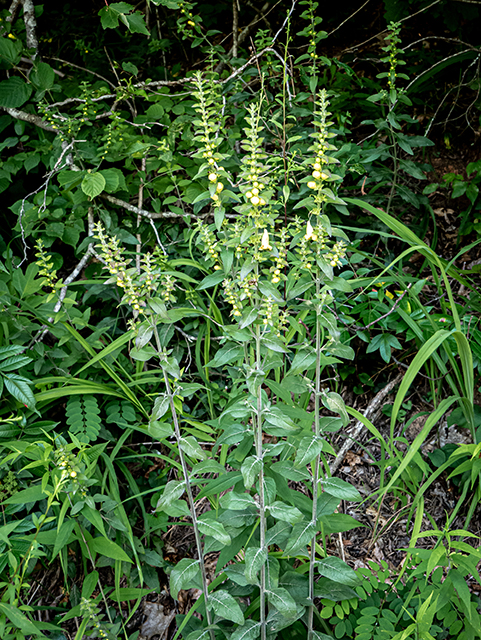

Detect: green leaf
[267,501,303,524]
[197,272,225,290]
[30,62,55,90]
[207,590,244,625]
[4,373,36,408]
[81,171,106,199]
[322,391,349,426]
[284,520,316,555]
[321,478,361,501]
[241,456,262,490]
[3,484,47,504]
[317,556,360,586]
[0,603,47,638]
[81,571,99,599]
[230,620,261,640]
[90,537,132,563]
[125,11,150,35]
[220,491,257,511]
[197,517,231,546]
[179,436,207,460]
[0,77,32,108]
[0,355,31,372]
[0,37,22,68]
[170,558,201,600]
[266,587,297,618]
[295,436,323,467]
[156,480,185,510]
[244,546,267,583]
[207,344,243,368]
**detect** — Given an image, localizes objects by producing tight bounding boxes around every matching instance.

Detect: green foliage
[0,0,480,638]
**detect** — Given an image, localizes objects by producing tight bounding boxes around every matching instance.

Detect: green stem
[386,121,398,217]
[153,326,214,639]
[308,276,322,640]
[255,322,267,640]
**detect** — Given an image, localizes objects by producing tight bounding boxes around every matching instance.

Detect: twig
[0,107,55,132]
[100,193,185,221]
[329,373,403,475]
[47,57,116,88]
[327,0,371,37]
[136,157,146,273]
[363,284,411,329]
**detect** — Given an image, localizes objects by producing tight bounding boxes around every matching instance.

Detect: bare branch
[100,193,187,220]
[5,0,22,24]
[330,373,403,475]
[46,57,117,88]
[0,106,55,132]
[22,0,39,58]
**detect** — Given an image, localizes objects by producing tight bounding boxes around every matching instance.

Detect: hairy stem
[153,327,214,638]
[308,276,322,639]
[255,322,267,640]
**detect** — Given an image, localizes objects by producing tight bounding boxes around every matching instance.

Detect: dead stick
[330,373,403,475]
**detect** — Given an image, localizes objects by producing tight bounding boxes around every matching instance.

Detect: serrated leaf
[170,558,201,599]
[241,456,262,489]
[284,520,316,555]
[321,477,361,501]
[244,546,267,584]
[317,556,360,586]
[0,77,32,108]
[81,171,106,199]
[266,587,297,618]
[220,491,257,511]
[295,437,324,467]
[197,518,231,546]
[208,589,244,625]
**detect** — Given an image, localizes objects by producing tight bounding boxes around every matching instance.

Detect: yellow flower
[251,195,260,205]
[188,20,195,26]
[216,182,224,192]
[385,290,394,299]
[312,170,321,179]
[307,181,317,189]
[214,265,221,270]
[260,229,272,251]
[7,33,16,40]
[70,471,77,478]
[320,172,329,180]
[246,191,253,199]
[305,220,314,240]
[208,172,217,182]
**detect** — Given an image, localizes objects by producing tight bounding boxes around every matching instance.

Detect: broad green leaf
[321,477,361,501]
[89,537,132,563]
[4,373,36,408]
[295,437,323,467]
[81,571,99,599]
[197,517,231,546]
[241,456,262,489]
[289,347,316,375]
[179,436,207,460]
[284,520,316,555]
[206,345,243,368]
[318,513,363,535]
[81,171,106,199]
[267,501,303,524]
[266,587,297,618]
[170,558,201,599]
[244,546,267,584]
[207,589,244,625]
[4,484,47,504]
[30,62,55,90]
[0,77,32,108]
[230,620,261,640]
[317,556,360,586]
[321,391,349,426]
[156,480,185,510]
[220,491,257,511]
[0,37,22,67]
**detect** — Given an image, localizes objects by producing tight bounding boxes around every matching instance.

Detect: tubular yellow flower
[250,196,260,205]
[320,172,329,180]
[208,173,217,182]
[307,181,317,189]
[305,220,314,240]
[260,229,272,251]
[216,182,224,192]
[312,170,321,179]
